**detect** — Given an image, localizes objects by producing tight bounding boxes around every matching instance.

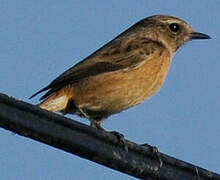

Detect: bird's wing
[30,37,165,100]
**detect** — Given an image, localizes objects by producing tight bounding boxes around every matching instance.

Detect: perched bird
[30,15,210,130]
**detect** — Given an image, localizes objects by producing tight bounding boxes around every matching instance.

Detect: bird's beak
[190,32,211,40]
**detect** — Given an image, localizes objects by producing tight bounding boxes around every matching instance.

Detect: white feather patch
[39,95,68,112]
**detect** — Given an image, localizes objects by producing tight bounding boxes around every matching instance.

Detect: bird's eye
[169,23,179,32]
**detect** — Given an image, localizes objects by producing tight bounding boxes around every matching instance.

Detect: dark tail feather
[29,86,50,99]
[39,89,56,100]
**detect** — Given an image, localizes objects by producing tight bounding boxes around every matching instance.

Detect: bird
[30,15,210,130]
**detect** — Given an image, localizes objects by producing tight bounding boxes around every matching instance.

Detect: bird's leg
[90,121,104,130]
[78,108,105,131]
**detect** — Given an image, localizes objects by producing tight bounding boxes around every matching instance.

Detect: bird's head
[136,15,211,53]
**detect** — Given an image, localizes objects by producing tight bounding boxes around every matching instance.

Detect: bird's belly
[74,51,171,115]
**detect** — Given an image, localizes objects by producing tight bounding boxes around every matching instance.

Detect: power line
[0,93,219,180]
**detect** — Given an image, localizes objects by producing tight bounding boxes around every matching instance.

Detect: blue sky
[0,1,219,179]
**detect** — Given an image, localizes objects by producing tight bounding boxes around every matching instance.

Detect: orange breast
[73,49,172,114]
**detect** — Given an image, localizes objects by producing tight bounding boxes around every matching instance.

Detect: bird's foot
[141,144,163,169]
[110,131,128,152]
[90,122,128,152]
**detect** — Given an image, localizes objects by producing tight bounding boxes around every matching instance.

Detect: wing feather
[30,37,165,100]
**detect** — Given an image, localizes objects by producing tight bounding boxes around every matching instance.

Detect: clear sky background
[0,1,219,180]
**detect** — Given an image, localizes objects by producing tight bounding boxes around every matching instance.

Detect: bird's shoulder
[50,36,166,85]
